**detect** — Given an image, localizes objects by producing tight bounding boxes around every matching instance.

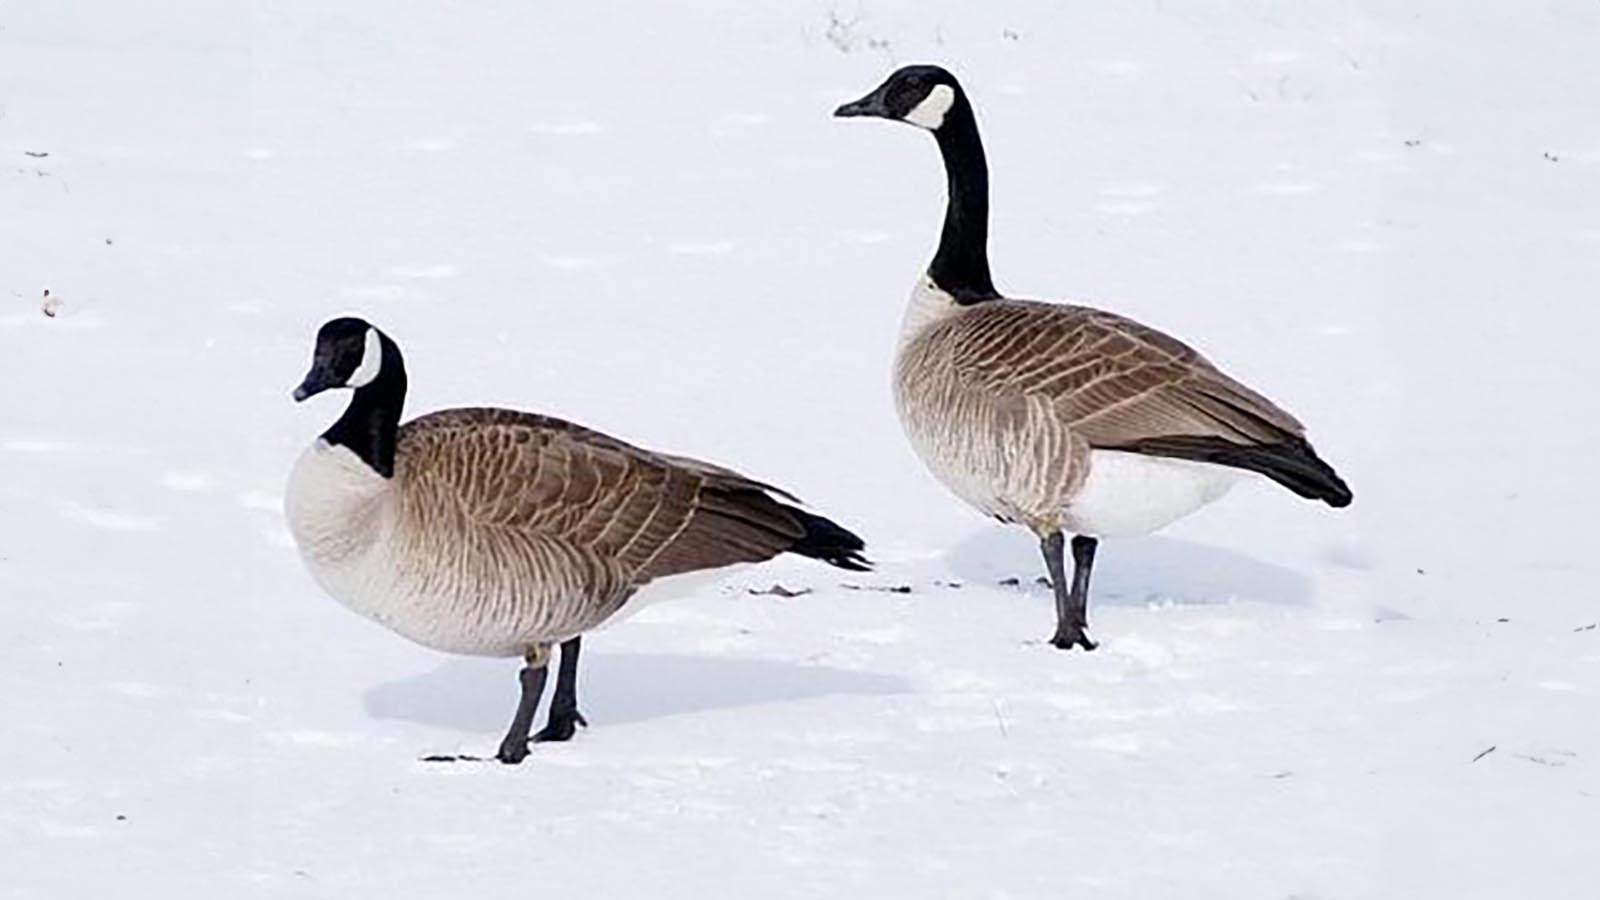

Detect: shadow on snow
[365,651,908,734]
[941,528,1313,608]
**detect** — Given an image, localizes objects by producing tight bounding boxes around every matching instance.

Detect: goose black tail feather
[783,505,872,571]
[1116,435,1353,508]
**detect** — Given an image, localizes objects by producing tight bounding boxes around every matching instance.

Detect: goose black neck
[322,347,407,478]
[929,95,998,303]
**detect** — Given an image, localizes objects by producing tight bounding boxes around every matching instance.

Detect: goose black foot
[495,737,532,765]
[1048,626,1099,652]
[533,709,589,744]
[1041,532,1101,653]
[494,662,550,765]
[532,636,587,744]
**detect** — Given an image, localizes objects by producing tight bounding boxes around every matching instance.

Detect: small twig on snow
[748,584,812,599]
[991,699,1009,738]
[840,582,912,594]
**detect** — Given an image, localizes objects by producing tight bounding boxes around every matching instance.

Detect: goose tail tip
[786,507,873,572]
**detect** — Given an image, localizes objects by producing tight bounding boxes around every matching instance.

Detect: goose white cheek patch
[904,84,955,130]
[346,328,384,388]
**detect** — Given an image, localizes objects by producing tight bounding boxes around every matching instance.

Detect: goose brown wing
[396,409,866,593]
[937,301,1351,506]
[943,301,1304,444]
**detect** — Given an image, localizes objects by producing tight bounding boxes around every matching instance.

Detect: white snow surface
[3,2,1598,897]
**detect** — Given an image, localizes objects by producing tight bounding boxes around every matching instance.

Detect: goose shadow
[364,652,909,734]
[941,529,1311,608]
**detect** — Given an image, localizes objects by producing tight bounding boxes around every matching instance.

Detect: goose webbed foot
[494,740,531,765]
[533,708,588,743]
[1048,625,1099,652]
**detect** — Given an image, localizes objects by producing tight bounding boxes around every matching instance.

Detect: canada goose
[835,66,1351,651]
[285,317,869,763]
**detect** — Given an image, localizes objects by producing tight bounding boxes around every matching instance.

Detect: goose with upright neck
[285,317,870,763]
[836,66,1351,651]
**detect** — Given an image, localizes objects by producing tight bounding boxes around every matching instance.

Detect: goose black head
[293,316,393,402]
[834,65,964,131]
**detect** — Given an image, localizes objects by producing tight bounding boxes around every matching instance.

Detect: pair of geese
[286,66,1352,764]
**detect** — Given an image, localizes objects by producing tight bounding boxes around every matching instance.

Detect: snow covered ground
[3,1,1598,896]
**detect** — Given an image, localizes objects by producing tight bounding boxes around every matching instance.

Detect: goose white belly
[285,441,594,658]
[1063,450,1239,538]
[599,564,752,629]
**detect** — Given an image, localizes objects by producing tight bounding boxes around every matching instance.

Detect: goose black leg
[1043,531,1099,651]
[532,636,588,743]
[495,659,550,764]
